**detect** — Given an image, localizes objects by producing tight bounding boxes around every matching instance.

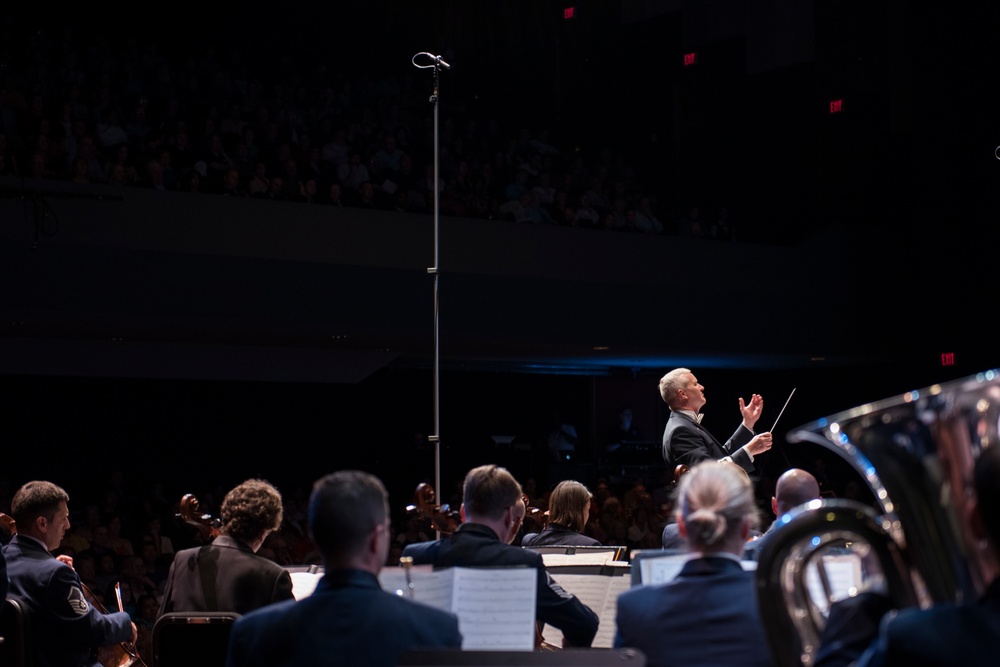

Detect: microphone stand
[412,52,450,537]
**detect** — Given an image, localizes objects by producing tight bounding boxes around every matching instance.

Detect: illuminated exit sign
[941,352,955,367]
[683,52,698,66]
[829,99,844,113]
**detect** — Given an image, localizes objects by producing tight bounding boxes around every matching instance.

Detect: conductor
[659,368,773,478]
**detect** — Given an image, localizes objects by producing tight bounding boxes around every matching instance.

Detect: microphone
[412,52,451,70]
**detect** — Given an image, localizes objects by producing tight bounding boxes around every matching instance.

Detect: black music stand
[399,648,646,666]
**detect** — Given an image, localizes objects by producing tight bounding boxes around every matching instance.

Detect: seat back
[151,612,239,667]
[0,597,33,667]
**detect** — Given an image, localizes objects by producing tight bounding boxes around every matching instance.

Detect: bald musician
[742,468,820,561]
[3,480,136,667]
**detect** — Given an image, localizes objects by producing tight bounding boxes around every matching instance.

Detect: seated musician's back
[226,470,462,667]
[402,464,600,647]
[159,479,294,616]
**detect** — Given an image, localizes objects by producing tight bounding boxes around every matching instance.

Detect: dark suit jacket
[662,410,755,474]
[615,555,775,667]
[817,579,1000,667]
[402,523,599,647]
[159,535,294,616]
[3,534,133,667]
[522,524,601,547]
[0,545,7,601]
[225,568,462,667]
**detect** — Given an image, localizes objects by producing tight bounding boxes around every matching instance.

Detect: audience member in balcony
[222,168,247,197]
[633,196,664,234]
[247,161,271,197]
[338,150,370,193]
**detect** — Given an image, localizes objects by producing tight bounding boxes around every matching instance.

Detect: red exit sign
[829,99,844,113]
[941,352,956,367]
[564,6,575,19]
[683,52,698,66]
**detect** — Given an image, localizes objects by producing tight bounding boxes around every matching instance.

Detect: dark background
[2,1,999,516]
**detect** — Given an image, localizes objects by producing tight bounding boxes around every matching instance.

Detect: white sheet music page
[805,554,863,614]
[542,573,632,648]
[378,565,452,609]
[451,567,536,651]
[638,553,691,584]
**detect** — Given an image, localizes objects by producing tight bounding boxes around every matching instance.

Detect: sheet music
[638,553,691,584]
[290,571,323,600]
[378,565,453,609]
[452,568,536,650]
[378,566,537,651]
[805,554,863,614]
[540,552,622,568]
[541,573,632,648]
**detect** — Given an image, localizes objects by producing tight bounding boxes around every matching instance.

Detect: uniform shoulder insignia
[67,585,90,615]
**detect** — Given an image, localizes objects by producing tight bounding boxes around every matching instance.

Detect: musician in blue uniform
[615,461,775,667]
[403,464,600,647]
[2,480,135,667]
[226,470,461,667]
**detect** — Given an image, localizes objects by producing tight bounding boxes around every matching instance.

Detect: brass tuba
[755,370,1000,666]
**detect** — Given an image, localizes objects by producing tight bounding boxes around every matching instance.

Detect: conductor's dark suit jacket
[662,410,755,475]
[3,534,133,667]
[615,556,775,667]
[225,569,462,667]
[159,535,294,616]
[402,522,599,647]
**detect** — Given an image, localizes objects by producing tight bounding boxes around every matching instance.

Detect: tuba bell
[755,370,1000,666]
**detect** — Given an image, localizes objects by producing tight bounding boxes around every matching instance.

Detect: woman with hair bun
[522,480,601,547]
[614,461,775,667]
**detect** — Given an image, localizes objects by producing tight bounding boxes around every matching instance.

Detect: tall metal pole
[413,52,450,535]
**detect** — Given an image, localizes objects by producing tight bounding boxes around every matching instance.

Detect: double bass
[176,493,222,541]
[405,482,460,536]
[0,513,147,667]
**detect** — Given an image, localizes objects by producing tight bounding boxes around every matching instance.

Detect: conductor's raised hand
[746,432,773,457]
[739,393,765,429]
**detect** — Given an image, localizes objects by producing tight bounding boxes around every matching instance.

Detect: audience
[0,14,753,243]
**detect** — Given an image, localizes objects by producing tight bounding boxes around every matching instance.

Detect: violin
[674,464,690,484]
[406,483,461,536]
[0,513,147,667]
[522,493,548,535]
[176,493,222,541]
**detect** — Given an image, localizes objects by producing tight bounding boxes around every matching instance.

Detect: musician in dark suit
[2,481,136,667]
[159,479,294,616]
[0,544,7,601]
[522,480,601,547]
[226,470,462,667]
[615,461,775,667]
[816,444,1000,667]
[742,468,820,561]
[659,368,772,477]
[403,464,599,647]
